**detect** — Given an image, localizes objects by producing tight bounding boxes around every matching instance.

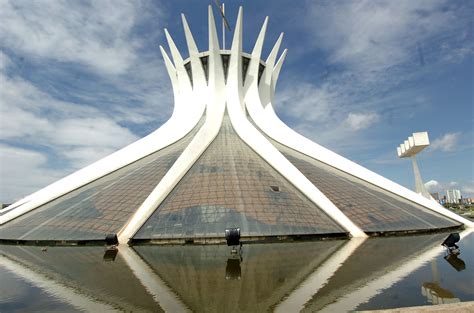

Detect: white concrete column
[411,155,430,199]
[118,5,227,243]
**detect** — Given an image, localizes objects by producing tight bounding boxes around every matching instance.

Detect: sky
[0,0,473,203]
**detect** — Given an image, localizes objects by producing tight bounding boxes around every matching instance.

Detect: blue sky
[0,0,473,203]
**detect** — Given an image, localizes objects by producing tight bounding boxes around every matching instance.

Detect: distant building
[446,189,461,204]
[462,197,473,205]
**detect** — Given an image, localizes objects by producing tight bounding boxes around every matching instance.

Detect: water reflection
[225,257,242,280]
[132,240,346,312]
[421,259,460,305]
[103,248,118,262]
[0,230,472,312]
[444,253,466,272]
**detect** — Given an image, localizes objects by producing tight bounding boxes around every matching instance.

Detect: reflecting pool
[1,230,473,312]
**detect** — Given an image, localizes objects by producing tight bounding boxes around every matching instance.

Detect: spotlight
[441,233,460,254]
[104,233,118,261]
[105,233,119,247]
[225,228,241,247]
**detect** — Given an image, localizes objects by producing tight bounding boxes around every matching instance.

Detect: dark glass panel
[221,54,230,82]
[200,55,209,82]
[184,61,193,86]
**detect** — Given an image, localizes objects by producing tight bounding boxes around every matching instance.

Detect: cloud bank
[0,0,171,202]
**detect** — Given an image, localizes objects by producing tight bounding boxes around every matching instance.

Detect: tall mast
[222,3,225,49]
[214,0,232,49]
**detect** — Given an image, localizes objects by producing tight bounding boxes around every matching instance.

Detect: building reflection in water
[421,258,461,305]
[0,229,472,312]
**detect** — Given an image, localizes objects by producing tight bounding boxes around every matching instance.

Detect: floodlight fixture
[441,233,460,254]
[225,228,241,247]
[105,233,119,246]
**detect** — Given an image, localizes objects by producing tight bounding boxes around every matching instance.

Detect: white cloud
[305,0,465,71]
[424,180,474,198]
[0,0,143,75]
[276,82,335,123]
[0,72,138,150]
[345,112,379,130]
[273,1,473,155]
[461,182,474,196]
[424,180,440,192]
[430,132,461,152]
[274,79,384,153]
[54,118,136,148]
[0,50,11,70]
[0,73,139,201]
[280,0,474,152]
[61,146,118,169]
[0,48,140,202]
[0,1,172,201]
[0,144,65,202]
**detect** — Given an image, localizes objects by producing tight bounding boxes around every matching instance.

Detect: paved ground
[357,301,474,313]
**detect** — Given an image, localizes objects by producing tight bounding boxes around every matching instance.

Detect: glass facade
[272,141,460,233]
[134,115,345,240]
[0,113,462,243]
[0,120,203,241]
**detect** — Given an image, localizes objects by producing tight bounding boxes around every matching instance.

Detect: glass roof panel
[0,119,203,241]
[272,141,461,233]
[134,115,345,240]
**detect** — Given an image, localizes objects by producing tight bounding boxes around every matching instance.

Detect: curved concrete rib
[164,28,193,94]
[270,48,287,101]
[251,32,473,229]
[243,16,268,96]
[118,5,226,243]
[182,14,207,90]
[259,32,283,108]
[227,9,366,237]
[1,34,205,226]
